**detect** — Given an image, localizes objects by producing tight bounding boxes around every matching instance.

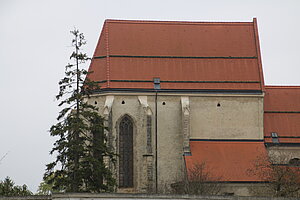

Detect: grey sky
[0,0,299,192]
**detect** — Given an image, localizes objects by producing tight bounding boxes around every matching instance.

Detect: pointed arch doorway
[118,115,134,188]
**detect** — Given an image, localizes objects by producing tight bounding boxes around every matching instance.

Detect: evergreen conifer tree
[0,177,32,197]
[44,29,116,193]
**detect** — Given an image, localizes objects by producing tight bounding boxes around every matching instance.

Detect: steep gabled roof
[88,19,265,91]
[264,86,300,144]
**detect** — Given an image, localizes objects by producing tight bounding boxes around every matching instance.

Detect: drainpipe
[153,77,160,193]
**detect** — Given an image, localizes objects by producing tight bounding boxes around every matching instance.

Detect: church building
[86,18,300,195]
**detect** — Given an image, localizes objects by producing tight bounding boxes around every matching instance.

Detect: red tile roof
[185,141,267,182]
[264,113,300,138]
[264,86,300,111]
[264,86,300,143]
[88,19,264,91]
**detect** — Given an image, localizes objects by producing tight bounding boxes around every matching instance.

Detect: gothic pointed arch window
[119,115,134,188]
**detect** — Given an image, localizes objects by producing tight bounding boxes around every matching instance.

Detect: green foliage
[44,29,116,193]
[36,180,52,195]
[0,177,32,197]
[37,173,63,195]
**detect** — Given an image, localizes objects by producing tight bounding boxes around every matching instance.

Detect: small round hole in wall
[162,102,166,105]
[121,100,125,104]
[94,101,97,105]
[217,103,221,107]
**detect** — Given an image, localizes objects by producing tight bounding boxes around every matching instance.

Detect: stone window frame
[116,114,137,189]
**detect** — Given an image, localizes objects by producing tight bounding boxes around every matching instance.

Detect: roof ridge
[104,19,254,25]
[266,85,300,88]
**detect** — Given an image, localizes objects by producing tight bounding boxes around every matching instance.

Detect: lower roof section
[107,81,261,90]
[264,86,300,143]
[89,57,263,91]
[264,113,300,138]
[264,86,300,112]
[184,141,267,182]
[104,57,262,90]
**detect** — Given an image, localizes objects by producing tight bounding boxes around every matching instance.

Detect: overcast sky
[0,0,299,192]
